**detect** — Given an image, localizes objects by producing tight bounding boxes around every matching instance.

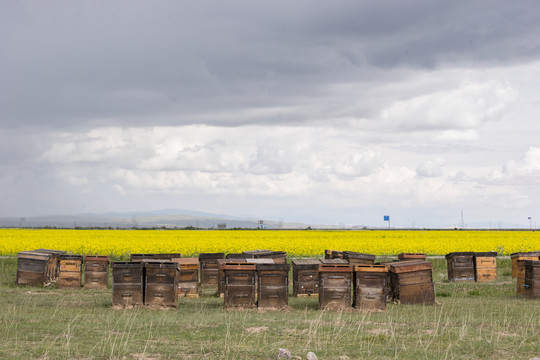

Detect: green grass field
[1,257,539,359]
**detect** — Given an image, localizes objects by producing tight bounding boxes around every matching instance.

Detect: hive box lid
[292,259,321,265]
[171,258,199,265]
[198,252,225,259]
[84,255,109,262]
[354,264,388,273]
[59,254,83,261]
[445,252,474,259]
[222,263,256,271]
[320,259,349,264]
[388,260,432,273]
[343,251,376,260]
[474,252,497,257]
[17,251,51,260]
[319,263,353,272]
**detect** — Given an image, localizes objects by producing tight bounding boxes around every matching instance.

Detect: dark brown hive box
[473,252,497,282]
[446,252,475,282]
[257,263,290,309]
[398,253,426,261]
[292,259,321,297]
[144,261,179,307]
[516,259,527,295]
[199,253,224,288]
[343,251,376,265]
[353,265,387,311]
[223,262,257,309]
[217,258,246,297]
[112,261,144,307]
[130,253,181,261]
[57,255,83,289]
[171,258,199,298]
[388,260,434,305]
[524,260,540,299]
[318,263,353,310]
[84,255,110,289]
[17,251,52,286]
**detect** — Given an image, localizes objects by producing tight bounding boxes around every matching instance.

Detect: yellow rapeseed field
[1,229,540,257]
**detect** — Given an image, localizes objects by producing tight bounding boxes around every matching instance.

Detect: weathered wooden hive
[353,265,387,311]
[473,252,497,282]
[516,259,527,295]
[388,260,435,305]
[17,251,52,286]
[292,259,321,297]
[84,255,110,289]
[112,261,144,307]
[171,258,199,298]
[57,254,83,289]
[34,249,67,282]
[343,251,376,265]
[318,263,353,310]
[446,252,475,282]
[217,258,247,298]
[199,253,224,288]
[398,253,426,261]
[223,261,257,309]
[256,263,290,309]
[144,261,179,307]
[523,260,540,299]
[130,253,181,261]
[511,252,540,278]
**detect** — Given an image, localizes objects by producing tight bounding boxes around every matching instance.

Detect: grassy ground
[1,257,539,359]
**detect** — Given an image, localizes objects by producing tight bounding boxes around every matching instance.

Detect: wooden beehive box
[516,259,527,295]
[84,255,109,289]
[223,262,257,309]
[511,252,540,278]
[199,253,224,288]
[343,251,376,265]
[388,260,434,305]
[318,263,353,310]
[130,253,181,261]
[473,252,497,282]
[33,249,67,283]
[398,253,426,261]
[217,258,246,297]
[171,258,199,298]
[17,251,51,286]
[446,252,475,282]
[292,259,321,297]
[353,265,387,311]
[256,263,290,309]
[523,260,540,299]
[144,261,179,307]
[57,255,83,289]
[112,261,144,307]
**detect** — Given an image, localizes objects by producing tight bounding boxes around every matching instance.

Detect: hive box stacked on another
[217,258,246,297]
[144,261,179,307]
[112,261,144,307]
[398,253,426,261]
[57,254,83,289]
[84,256,109,289]
[387,260,435,305]
[172,258,199,298]
[473,252,497,282]
[199,253,224,288]
[523,260,540,299]
[223,261,257,309]
[292,259,321,297]
[511,252,540,279]
[343,251,376,265]
[33,249,67,282]
[256,263,290,309]
[353,265,387,311]
[318,263,353,310]
[446,252,475,282]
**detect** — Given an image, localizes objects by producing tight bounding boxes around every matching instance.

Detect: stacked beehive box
[343,251,376,265]
[318,263,353,310]
[57,254,83,289]
[217,258,246,297]
[473,252,497,282]
[523,260,540,299]
[223,261,257,308]
[398,253,426,261]
[84,255,109,289]
[256,263,290,309]
[112,261,145,307]
[353,265,387,311]
[387,260,434,305]
[199,253,224,288]
[34,249,66,282]
[144,261,179,307]
[511,252,540,279]
[172,258,199,298]
[292,259,321,297]
[446,252,475,282]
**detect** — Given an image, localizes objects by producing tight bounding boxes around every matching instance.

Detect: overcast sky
[2,1,540,227]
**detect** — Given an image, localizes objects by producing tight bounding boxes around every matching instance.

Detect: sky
[2,0,540,228]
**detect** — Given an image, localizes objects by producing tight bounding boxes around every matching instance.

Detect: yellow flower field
[1,229,540,257]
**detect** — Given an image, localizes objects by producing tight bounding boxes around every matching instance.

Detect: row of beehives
[16,249,110,289]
